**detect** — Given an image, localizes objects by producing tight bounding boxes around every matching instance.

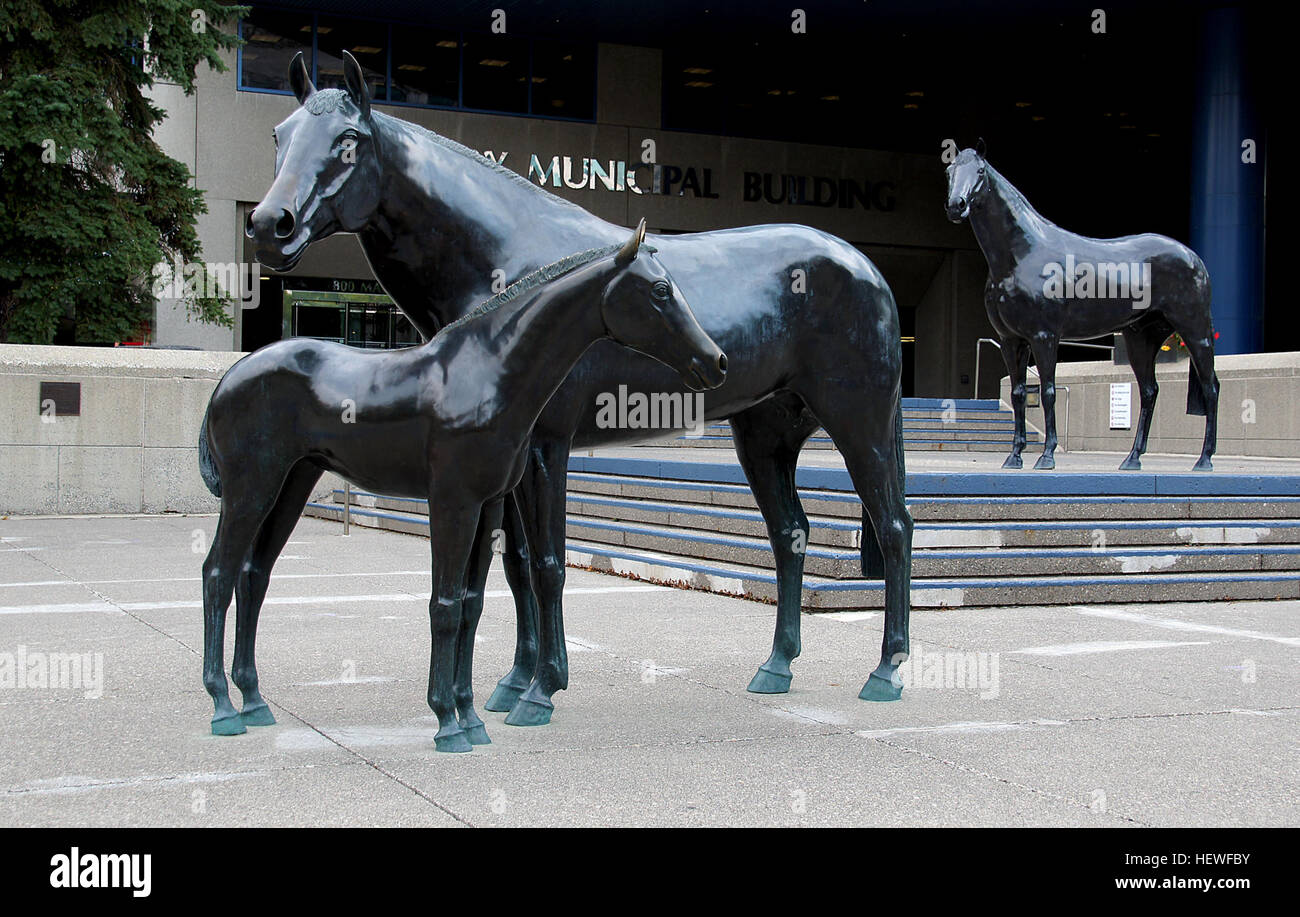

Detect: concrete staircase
[651,397,1041,452]
[305,456,1300,610]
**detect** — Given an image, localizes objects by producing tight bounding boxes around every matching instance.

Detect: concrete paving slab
[0,513,1296,826]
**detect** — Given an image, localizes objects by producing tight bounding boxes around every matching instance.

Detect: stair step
[565,472,1300,521]
[566,540,1300,609]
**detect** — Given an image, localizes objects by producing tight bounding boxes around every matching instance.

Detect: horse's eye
[978,167,986,175]
[652,282,670,300]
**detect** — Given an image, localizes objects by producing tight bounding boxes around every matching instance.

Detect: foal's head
[945,141,991,223]
[246,51,382,270]
[600,220,728,392]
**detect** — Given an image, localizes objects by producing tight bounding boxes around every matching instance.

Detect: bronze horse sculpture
[946,144,1218,471]
[244,51,913,727]
[199,221,727,751]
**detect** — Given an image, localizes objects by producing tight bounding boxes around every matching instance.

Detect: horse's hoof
[504,697,554,727]
[240,703,276,727]
[484,682,525,713]
[858,671,902,702]
[1001,454,1023,470]
[1033,454,1056,471]
[1118,457,1142,471]
[434,728,473,753]
[746,665,793,694]
[211,713,247,736]
[1192,457,1214,472]
[463,723,492,745]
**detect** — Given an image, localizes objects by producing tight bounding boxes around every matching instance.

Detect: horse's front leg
[426,497,482,753]
[505,437,573,727]
[1031,336,1060,470]
[483,494,540,712]
[1001,337,1030,469]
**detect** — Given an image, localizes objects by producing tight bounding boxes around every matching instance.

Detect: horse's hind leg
[1184,335,1220,471]
[1118,320,1171,471]
[801,385,913,701]
[453,498,504,746]
[730,396,819,694]
[230,462,323,727]
[484,494,540,713]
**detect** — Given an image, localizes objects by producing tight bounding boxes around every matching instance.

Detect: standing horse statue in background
[244,52,912,725]
[946,144,1218,471]
[198,221,726,751]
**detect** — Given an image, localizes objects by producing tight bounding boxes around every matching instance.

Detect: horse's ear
[289,51,315,105]
[975,136,987,158]
[615,218,647,267]
[342,51,371,119]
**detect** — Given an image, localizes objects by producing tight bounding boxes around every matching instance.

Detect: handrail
[972,337,1072,453]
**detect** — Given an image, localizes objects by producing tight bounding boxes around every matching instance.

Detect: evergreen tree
[0,1,246,343]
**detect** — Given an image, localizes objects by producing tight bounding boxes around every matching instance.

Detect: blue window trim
[235,5,598,123]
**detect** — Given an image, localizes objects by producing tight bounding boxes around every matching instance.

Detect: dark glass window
[390,27,460,106]
[531,40,594,120]
[663,53,724,133]
[461,34,528,114]
[240,9,312,91]
[316,16,389,100]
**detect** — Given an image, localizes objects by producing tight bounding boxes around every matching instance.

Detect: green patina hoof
[240,703,276,727]
[434,729,473,753]
[484,683,525,713]
[211,713,248,736]
[463,723,492,745]
[1118,457,1142,471]
[1033,454,1056,471]
[1192,457,1214,472]
[746,666,793,695]
[504,698,553,727]
[858,671,903,702]
[1001,454,1023,470]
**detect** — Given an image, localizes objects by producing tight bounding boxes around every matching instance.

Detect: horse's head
[246,51,382,271]
[600,220,727,393]
[945,140,990,223]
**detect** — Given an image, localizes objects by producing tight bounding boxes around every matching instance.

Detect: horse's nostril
[244,210,256,238]
[717,353,728,373]
[274,209,296,239]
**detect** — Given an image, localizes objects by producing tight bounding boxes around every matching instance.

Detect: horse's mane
[434,243,622,338]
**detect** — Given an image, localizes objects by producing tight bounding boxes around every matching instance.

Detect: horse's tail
[860,388,906,579]
[198,403,221,498]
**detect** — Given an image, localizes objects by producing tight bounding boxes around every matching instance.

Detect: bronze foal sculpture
[198,221,727,751]
[245,52,913,727]
[946,144,1219,471]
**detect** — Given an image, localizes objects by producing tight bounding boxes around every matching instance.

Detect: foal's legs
[1029,336,1060,470]
[484,495,540,713]
[425,496,483,753]
[454,498,504,745]
[1001,338,1031,469]
[1118,321,1171,471]
[202,477,282,735]
[230,462,323,726]
[730,396,818,694]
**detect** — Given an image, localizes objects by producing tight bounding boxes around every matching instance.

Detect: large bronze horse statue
[244,52,912,726]
[946,145,1218,471]
[199,221,726,751]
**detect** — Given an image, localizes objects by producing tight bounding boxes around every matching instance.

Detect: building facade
[148,1,1277,399]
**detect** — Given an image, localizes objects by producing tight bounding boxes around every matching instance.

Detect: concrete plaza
[1,512,1297,827]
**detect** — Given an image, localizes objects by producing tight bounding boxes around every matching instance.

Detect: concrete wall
[1,345,240,514]
[999,351,1300,457]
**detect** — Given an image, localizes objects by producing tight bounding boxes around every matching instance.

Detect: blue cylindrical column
[1190,6,1264,355]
